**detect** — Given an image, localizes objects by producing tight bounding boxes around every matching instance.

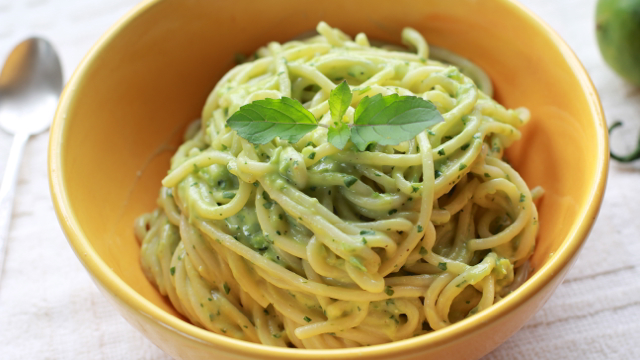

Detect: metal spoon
[0,38,63,280]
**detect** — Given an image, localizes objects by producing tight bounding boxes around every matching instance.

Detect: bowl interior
[51,0,605,352]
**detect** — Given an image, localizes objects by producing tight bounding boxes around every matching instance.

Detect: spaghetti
[134,22,540,348]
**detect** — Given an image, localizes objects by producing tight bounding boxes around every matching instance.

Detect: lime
[596,0,640,86]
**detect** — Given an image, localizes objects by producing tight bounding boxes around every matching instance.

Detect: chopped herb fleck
[222,191,235,199]
[223,283,230,294]
[344,176,358,187]
[385,286,394,296]
[170,267,176,275]
[303,316,312,323]
[437,149,446,156]
[388,209,398,216]
[417,225,423,232]
[484,173,491,178]
[360,230,375,235]
[419,247,428,256]
[520,193,526,202]
[308,152,316,159]
[438,262,447,271]
[459,163,467,171]
[349,257,367,271]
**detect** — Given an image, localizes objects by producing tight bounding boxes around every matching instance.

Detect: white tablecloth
[1,1,639,359]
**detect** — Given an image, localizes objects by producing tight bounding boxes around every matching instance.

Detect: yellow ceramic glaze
[48,0,608,359]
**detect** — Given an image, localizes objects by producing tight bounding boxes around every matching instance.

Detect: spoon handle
[0,131,29,281]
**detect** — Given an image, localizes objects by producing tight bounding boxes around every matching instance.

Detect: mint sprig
[226,97,317,144]
[350,93,443,151]
[226,83,443,149]
[327,81,353,150]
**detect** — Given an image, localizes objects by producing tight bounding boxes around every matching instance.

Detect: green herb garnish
[344,176,358,188]
[350,93,444,151]
[227,89,443,151]
[385,286,394,296]
[349,257,367,271]
[226,97,318,144]
[327,81,353,150]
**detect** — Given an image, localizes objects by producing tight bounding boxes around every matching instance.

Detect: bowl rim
[48,0,609,357]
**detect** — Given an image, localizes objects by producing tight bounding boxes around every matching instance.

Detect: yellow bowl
[48,0,608,359]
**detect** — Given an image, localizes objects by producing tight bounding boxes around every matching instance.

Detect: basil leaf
[227,97,318,144]
[350,94,444,151]
[327,122,350,150]
[329,81,352,123]
[327,81,353,149]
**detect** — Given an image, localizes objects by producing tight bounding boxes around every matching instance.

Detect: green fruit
[596,0,640,86]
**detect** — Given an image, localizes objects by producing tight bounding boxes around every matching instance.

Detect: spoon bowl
[0,38,63,135]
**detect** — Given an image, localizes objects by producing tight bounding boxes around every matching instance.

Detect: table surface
[1,1,639,359]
